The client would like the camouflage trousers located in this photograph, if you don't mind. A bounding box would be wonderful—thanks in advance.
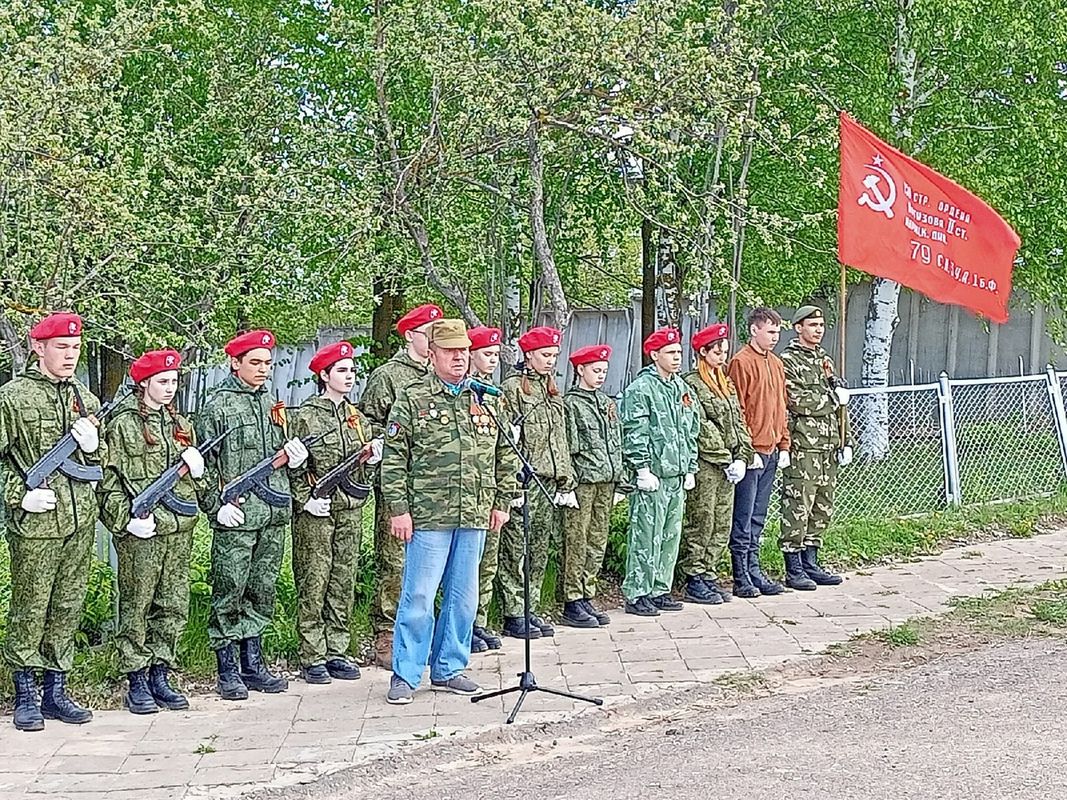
[475,524,501,628]
[372,487,404,635]
[3,526,93,672]
[208,521,286,650]
[115,527,193,673]
[561,482,614,601]
[779,448,838,552]
[292,508,362,667]
[498,477,565,618]
[679,465,733,577]
[623,475,685,602]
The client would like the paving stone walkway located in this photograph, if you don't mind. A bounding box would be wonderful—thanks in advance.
[2,531,1065,800]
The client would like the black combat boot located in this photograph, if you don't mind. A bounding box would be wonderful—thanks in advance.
[730,553,761,598]
[528,613,555,637]
[624,595,660,616]
[650,593,684,611]
[580,599,610,626]
[801,547,843,585]
[470,628,489,653]
[12,670,45,732]
[682,576,722,605]
[148,663,189,710]
[560,600,599,628]
[124,669,160,715]
[215,644,249,700]
[325,658,361,680]
[40,670,93,724]
[502,616,541,639]
[239,637,288,693]
[784,552,817,591]
[473,626,502,649]
[301,664,332,684]
[703,574,734,603]
[747,549,784,595]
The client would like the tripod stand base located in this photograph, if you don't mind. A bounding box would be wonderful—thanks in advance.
[473,671,603,724]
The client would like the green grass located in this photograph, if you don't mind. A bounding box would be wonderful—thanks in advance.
[875,623,921,647]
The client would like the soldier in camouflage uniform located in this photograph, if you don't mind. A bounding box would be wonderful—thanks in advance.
[100,350,206,715]
[0,313,103,731]
[620,327,699,617]
[560,344,623,629]
[497,326,577,640]
[381,319,518,705]
[680,324,755,605]
[289,341,380,685]
[359,303,441,666]
[196,329,310,699]
[780,306,853,590]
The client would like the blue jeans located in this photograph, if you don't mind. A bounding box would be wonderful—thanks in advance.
[392,528,487,689]
[730,450,779,556]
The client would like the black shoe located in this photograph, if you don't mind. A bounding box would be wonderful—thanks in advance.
[580,598,610,626]
[502,615,542,639]
[651,593,683,611]
[215,644,249,701]
[561,600,600,628]
[325,658,361,680]
[747,549,785,595]
[682,576,722,605]
[784,551,817,591]
[471,629,489,653]
[40,671,92,724]
[729,554,760,598]
[625,595,660,617]
[529,613,555,637]
[474,626,502,649]
[703,574,734,602]
[148,663,189,710]
[801,547,843,586]
[239,637,288,693]
[125,670,160,715]
[302,664,332,684]
[12,670,44,732]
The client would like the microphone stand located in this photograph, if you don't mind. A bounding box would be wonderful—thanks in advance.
[468,385,603,723]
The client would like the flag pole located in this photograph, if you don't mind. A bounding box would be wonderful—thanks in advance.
[839,261,847,374]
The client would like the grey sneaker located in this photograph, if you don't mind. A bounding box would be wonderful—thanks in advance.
[386,674,414,705]
[430,674,481,696]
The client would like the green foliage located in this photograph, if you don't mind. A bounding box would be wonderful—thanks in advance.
[875,623,921,648]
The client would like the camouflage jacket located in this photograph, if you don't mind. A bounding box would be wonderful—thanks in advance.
[289,395,372,512]
[194,373,289,530]
[381,375,519,530]
[564,387,623,485]
[620,365,700,479]
[500,372,575,489]
[99,394,200,538]
[359,350,428,437]
[0,364,104,539]
[682,370,754,467]
[781,340,849,452]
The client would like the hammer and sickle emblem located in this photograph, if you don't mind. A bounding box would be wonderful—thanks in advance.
[857,158,897,219]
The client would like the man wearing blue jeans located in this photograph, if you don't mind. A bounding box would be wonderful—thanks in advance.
[380,319,517,704]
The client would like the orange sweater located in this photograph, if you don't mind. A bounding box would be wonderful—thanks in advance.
[727,344,790,454]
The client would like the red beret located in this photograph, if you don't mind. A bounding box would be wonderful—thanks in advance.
[396,304,443,335]
[642,327,681,356]
[518,326,562,353]
[130,349,182,384]
[569,344,612,367]
[692,323,730,351]
[309,341,355,374]
[468,326,503,351]
[29,313,82,340]
[224,329,275,358]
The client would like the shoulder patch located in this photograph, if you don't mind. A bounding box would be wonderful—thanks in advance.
[386,421,403,439]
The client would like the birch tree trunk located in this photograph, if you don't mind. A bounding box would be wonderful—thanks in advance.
[526,119,570,331]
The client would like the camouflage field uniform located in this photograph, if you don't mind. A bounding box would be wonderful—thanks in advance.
[497,372,575,617]
[359,350,427,634]
[99,395,199,673]
[473,371,504,629]
[679,370,753,578]
[0,364,104,672]
[561,386,623,602]
[780,341,849,552]
[288,396,371,668]
[195,374,290,650]
[620,365,699,602]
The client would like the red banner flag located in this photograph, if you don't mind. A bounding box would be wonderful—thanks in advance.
[837,112,1020,323]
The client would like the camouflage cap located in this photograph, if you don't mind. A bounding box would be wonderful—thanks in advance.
[428,318,472,349]
[792,305,825,325]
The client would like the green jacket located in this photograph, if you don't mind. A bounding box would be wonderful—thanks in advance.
[359,350,428,437]
[620,365,699,479]
[289,394,372,513]
[500,371,575,489]
[99,394,200,538]
[194,373,289,530]
[781,340,849,452]
[0,364,104,539]
[381,375,519,530]
[563,387,623,485]
[682,371,754,467]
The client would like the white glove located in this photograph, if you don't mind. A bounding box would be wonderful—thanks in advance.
[20,488,57,514]
[683,473,696,491]
[216,503,245,528]
[749,453,764,471]
[303,497,332,517]
[834,386,850,406]
[838,445,854,467]
[510,424,522,443]
[126,515,157,539]
[365,437,384,466]
[510,494,526,508]
[778,450,791,470]
[613,492,626,506]
[181,447,205,479]
[724,459,747,484]
[635,467,660,492]
[71,417,99,454]
[284,437,309,469]
[554,491,579,509]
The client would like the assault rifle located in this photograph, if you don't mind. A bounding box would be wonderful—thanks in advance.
[25,391,128,490]
[130,428,234,519]
[220,433,325,508]
[310,443,374,501]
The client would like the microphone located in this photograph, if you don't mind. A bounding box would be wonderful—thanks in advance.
[467,377,502,398]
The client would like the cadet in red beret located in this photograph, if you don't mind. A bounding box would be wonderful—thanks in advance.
[395,304,443,336]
